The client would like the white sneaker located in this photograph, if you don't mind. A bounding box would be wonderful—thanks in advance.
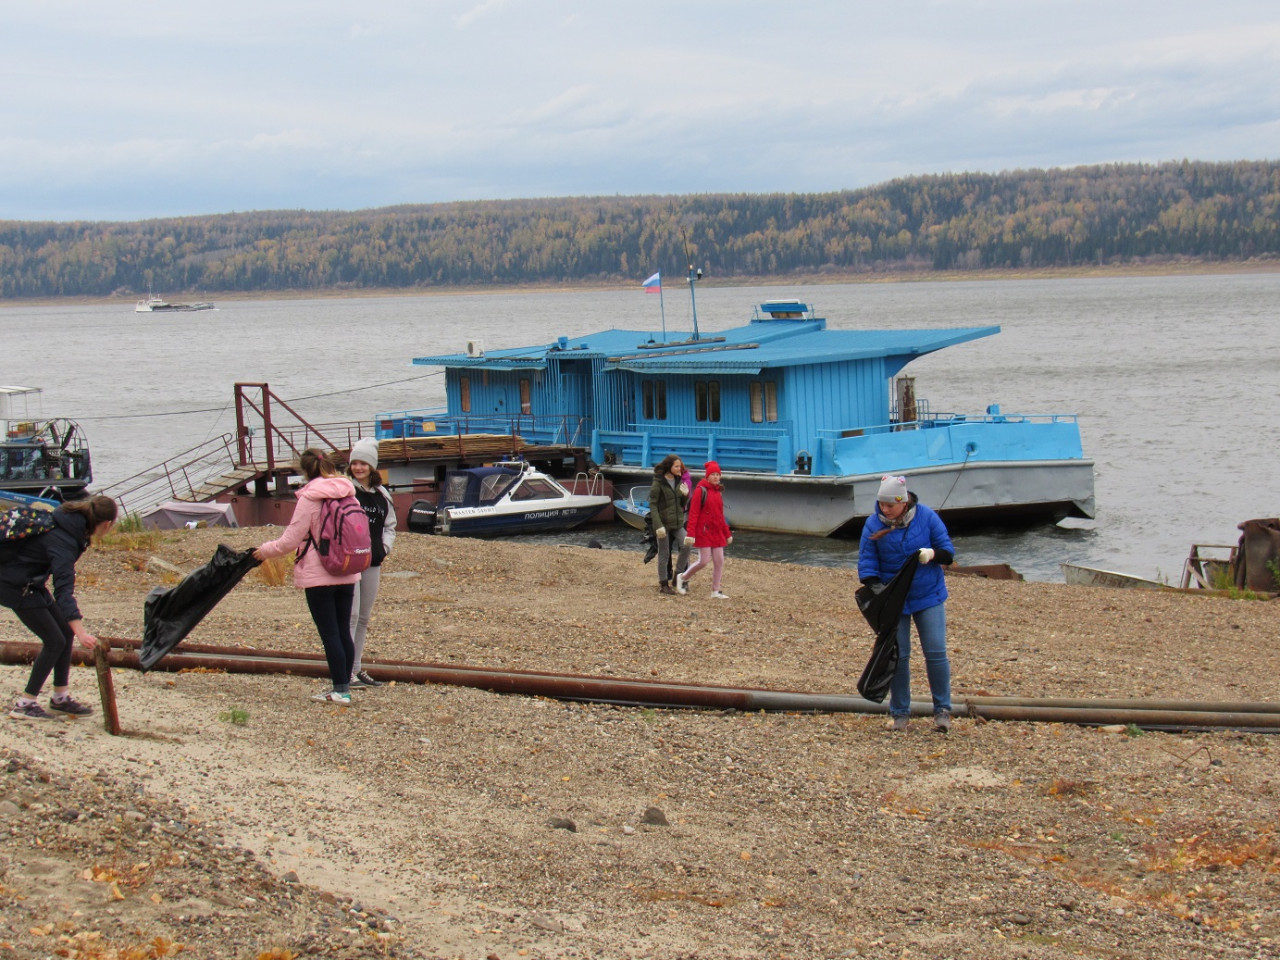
[311,690,351,704]
[710,590,729,599]
[674,572,688,595]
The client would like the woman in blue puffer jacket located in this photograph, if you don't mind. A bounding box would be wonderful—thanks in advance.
[858,475,955,733]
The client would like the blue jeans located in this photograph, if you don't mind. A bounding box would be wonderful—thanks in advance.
[889,602,951,717]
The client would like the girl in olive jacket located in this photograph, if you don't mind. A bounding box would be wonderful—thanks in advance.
[648,454,690,595]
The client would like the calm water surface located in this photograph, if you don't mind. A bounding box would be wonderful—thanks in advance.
[3,273,1277,582]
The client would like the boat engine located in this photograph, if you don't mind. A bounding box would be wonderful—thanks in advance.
[406,500,438,535]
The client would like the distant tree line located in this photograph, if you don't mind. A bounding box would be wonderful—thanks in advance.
[2,160,1278,299]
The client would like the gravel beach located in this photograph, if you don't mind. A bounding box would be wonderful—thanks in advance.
[1,526,1278,959]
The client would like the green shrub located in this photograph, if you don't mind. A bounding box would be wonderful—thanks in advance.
[218,706,250,725]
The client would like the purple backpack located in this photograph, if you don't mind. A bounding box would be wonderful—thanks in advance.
[301,496,372,576]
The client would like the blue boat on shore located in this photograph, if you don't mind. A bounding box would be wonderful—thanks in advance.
[377,298,1095,537]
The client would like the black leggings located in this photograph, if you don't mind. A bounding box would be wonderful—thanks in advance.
[7,592,75,697]
[305,583,355,691]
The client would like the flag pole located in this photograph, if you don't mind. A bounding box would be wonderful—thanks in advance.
[659,272,667,341]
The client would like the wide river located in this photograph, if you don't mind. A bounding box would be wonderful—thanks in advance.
[3,272,1276,582]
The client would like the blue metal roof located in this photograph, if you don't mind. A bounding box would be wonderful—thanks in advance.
[412,322,1000,373]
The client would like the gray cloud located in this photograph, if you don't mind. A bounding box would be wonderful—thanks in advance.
[2,1,1278,220]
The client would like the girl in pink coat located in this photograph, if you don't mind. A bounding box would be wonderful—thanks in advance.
[676,461,733,599]
[254,448,362,703]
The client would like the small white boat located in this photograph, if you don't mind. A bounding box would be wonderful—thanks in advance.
[613,485,650,531]
[1060,562,1167,590]
[406,461,611,537]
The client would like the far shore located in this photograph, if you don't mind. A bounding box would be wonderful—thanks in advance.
[2,258,1279,309]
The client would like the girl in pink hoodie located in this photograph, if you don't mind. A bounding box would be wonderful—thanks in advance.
[254,448,362,703]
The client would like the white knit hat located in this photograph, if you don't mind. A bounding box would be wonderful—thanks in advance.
[349,437,380,470]
[876,475,908,503]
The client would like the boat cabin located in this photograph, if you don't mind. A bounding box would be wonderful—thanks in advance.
[380,300,1030,478]
[439,464,571,511]
[1,386,93,499]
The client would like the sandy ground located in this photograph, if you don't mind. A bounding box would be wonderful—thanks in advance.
[1,526,1278,960]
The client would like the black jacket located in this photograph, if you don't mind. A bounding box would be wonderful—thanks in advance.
[0,510,90,619]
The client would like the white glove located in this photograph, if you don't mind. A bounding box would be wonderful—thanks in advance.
[918,547,935,564]
[655,527,668,539]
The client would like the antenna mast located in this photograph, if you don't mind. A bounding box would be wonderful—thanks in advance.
[681,230,703,341]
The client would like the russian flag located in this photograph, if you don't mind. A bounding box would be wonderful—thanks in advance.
[641,271,661,293]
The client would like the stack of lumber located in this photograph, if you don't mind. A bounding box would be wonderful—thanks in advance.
[372,434,528,463]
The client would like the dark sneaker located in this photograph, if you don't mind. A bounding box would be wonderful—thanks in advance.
[659,583,677,595]
[10,700,53,721]
[49,696,94,718]
[889,716,909,732]
[354,670,383,688]
[934,711,952,733]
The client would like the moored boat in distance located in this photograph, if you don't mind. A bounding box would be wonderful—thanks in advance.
[378,297,1095,537]
[135,293,216,312]
[0,386,92,501]
[405,461,611,537]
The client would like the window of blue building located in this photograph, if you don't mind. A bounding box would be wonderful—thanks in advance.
[642,380,667,420]
[695,381,721,422]
[750,381,778,423]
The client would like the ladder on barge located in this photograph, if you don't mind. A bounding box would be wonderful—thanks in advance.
[100,383,378,518]
[100,383,594,519]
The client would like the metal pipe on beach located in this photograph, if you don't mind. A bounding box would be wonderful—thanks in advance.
[3,638,1278,731]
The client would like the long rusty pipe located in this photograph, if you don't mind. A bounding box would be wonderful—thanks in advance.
[91,637,1280,715]
[2,637,1278,731]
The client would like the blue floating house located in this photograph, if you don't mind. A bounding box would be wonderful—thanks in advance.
[380,299,1094,536]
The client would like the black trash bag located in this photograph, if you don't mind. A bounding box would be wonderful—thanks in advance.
[641,511,658,564]
[140,544,261,671]
[853,551,921,702]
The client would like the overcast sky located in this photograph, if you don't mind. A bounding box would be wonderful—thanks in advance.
[4,1,1278,222]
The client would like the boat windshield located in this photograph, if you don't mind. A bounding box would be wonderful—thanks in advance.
[1,445,47,481]
[477,473,517,504]
[508,477,566,501]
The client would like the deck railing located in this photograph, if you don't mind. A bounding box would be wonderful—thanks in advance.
[592,422,796,475]
[98,434,242,518]
[375,408,593,448]
[823,412,1085,477]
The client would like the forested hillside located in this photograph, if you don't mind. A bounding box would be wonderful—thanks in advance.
[2,160,1278,298]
